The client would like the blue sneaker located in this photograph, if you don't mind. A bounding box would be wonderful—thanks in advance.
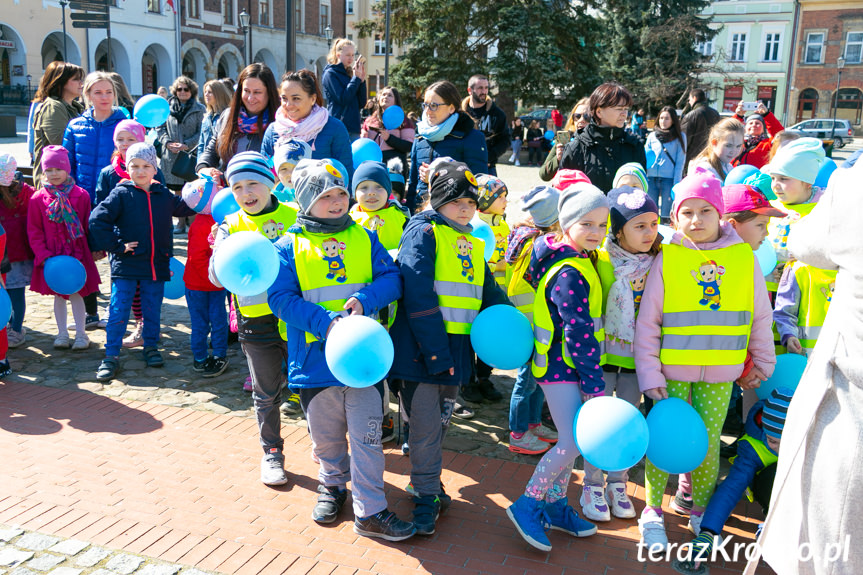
[506,495,551,552]
[544,498,597,537]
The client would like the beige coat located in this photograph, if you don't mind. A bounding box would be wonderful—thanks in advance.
[746,161,863,575]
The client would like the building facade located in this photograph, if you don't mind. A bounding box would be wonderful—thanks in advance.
[344,0,402,98]
[787,0,863,131]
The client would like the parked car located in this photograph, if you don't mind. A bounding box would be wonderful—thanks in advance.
[788,119,854,148]
[519,107,555,127]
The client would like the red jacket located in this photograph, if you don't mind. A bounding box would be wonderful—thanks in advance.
[0,183,35,262]
[732,112,784,169]
[184,213,220,291]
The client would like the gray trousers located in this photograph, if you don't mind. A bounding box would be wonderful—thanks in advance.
[241,339,287,453]
[301,384,388,518]
[583,370,642,487]
[398,381,458,497]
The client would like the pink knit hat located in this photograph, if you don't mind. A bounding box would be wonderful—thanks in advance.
[671,167,724,218]
[114,119,147,144]
[41,145,72,173]
[552,169,591,192]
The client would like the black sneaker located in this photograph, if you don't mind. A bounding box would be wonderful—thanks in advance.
[96,357,119,381]
[459,384,484,404]
[412,494,441,535]
[312,484,347,524]
[193,358,208,373]
[84,315,102,331]
[381,414,395,443]
[354,509,416,541]
[0,359,12,378]
[477,378,503,402]
[203,356,229,378]
[142,347,164,367]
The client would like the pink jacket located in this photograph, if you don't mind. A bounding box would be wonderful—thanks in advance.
[634,223,775,391]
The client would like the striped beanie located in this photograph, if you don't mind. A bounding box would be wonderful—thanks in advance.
[225,151,276,189]
[476,174,508,212]
[613,162,649,193]
[762,387,794,441]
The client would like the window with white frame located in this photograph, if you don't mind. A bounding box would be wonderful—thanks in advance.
[320,2,330,34]
[259,0,269,25]
[763,31,781,62]
[147,0,160,12]
[346,0,354,14]
[729,32,747,61]
[805,32,824,64]
[374,34,392,55]
[696,39,714,57]
[187,0,200,19]
[846,31,863,64]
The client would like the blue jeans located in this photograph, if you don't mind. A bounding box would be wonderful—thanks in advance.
[185,288,229,361]
[7,287,26,332]
[648,176,674,218]
[105,278,164,357]
[508,364,545,433]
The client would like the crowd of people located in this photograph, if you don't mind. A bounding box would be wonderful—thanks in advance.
[1,43,860,572]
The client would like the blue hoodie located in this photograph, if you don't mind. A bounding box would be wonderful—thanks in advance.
[321,63,366,135]
[62,107,128,204]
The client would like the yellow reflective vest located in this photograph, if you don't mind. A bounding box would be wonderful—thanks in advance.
[660,242,754,366]
[734,433,779,502]
[595,247,649,370]
[531,257,606,378]
[432,223,486,335]
[793,263,836,354]
[224,203,298,339]
[507,237,536,325]
[293,225,373,343]
[350,204,407,251]
[766,199,817,291]
[479,214,511,288]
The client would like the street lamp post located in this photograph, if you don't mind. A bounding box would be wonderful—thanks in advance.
[239,9,251,67]
[59,0,68,60]
[26,74,32,100]
[325,25,334,48]
[831,56,845,140]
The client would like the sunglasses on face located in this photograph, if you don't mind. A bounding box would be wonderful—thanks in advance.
[572,113,588,121]
[176,87,190,92]
[421,102,445,111]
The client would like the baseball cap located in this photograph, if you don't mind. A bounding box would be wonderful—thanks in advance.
[722,184,786,217]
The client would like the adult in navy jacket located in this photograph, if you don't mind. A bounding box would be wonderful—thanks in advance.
[62,71,129,205]
[320,38,367,139]
[407,81,488,213]
[259,69,354,179]
[89,179,196,282]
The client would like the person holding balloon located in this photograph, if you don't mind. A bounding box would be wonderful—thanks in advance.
[208,152,298,485]
[267,159,415,541]
[260,69,354,180]
[633,170,776,550]
[506,180,610,552]
[361,86,415,170]
[89,143,197,380]
[27,145,101,351]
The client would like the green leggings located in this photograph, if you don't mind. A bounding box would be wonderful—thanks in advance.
[645,380,733,509]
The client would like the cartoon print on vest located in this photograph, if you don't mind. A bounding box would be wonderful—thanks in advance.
[821,281,835,303]
[322,237,348,283]
[630,274,647,313]
[261,219,284,241]
[369,215,385,231]
[691,260,725,310]
[453,235,475,282]
[494,232,506,261]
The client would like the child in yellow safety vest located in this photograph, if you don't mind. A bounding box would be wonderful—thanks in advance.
[349,160,409,251]
[505,184,561,456]
[208,152,297,487]
[585,185,660,523]
[506,181,609,552]
[774,262,836,358]
[633,170,776,551]
[267,158,415,541]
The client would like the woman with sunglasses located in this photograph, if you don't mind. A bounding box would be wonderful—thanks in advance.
[559,83,646,192]
[539,98,589,182]
[406,81,487,213]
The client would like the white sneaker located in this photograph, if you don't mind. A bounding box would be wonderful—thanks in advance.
[54,335,71,349]
[530,424,558,443]
[638,508,669,552]
[508,431,550,455]
[605,482,636,519]
[508,154,515,163]
[72,335,91,351]
[514,160,521,166]
[579,485,611,522]
[687,512,703,536]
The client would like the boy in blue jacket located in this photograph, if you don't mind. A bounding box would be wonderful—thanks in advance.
[89,143,196,380]
[267,159,415,542]
[388,158,510,535]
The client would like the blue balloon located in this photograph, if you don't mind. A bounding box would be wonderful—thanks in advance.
[382,105,405,130]
[352,138,383,166]
[133,94,170,128]
[754,240,778,277]
[470,305,534,370]
[645,147,657,169]
[814,158,837,189]
[43,255,86,296]
[329,158,350,192]
[757,353,807,400]
[724,164,760,186]
[469,215,496,261]
[325,315,394,387]
[646,397,709,474]
[0,288,11,328]
[575,396,649,472]
[211,188,241,224]
[212,231,280,297]
[164,258,186,300]
[544,130,554,141]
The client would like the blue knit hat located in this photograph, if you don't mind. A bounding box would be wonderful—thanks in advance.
[521,185,559,228]
[273,139,312,170]
[762,387,794,441]
[763,137,825,185]
[613,162,649,193]
[352,160,392,197]
[225,151,276,189]
[608,185,658,236]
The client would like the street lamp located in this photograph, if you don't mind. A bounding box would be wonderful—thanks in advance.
[831,56,845,140]
[325,25,334,48]
[26,74,32,99]
[239,9,251,67]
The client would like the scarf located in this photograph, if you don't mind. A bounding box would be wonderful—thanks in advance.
[603,238,655,343]
[416,111,459,143]
[44,180,84,240]
[292,212,354,235]
[274,105,329,150]
[111,154,130,180]
[237,107,270,135]
[505,226,540,265]
[169,97,194,123]
[743,132,768,150]
[653,127,675,144]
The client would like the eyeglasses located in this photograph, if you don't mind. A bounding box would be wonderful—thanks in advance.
[421,102,445,111]
[176,87,190,92]
[572,113,586,121]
